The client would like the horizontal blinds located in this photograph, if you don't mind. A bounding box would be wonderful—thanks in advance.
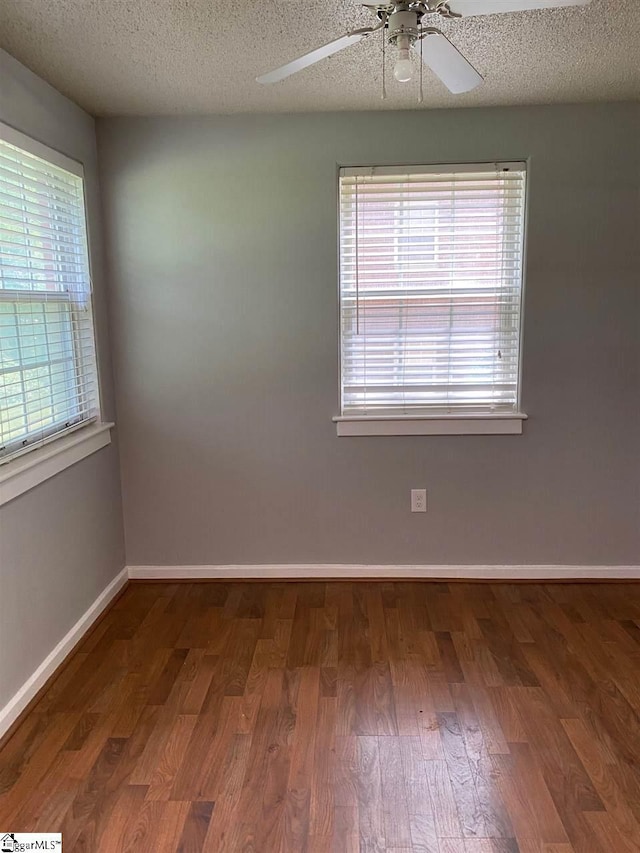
[0,132,99,462]
[339,163,526,416]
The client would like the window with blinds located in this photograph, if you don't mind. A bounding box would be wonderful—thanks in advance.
[339,163,527,418]
[0,125,99,463]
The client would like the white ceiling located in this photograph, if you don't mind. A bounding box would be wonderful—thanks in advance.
[0,0,638,116]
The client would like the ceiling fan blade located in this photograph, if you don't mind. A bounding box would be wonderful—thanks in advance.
[446,0,590,17]
[256,33,365,84]
[415,32,483,94]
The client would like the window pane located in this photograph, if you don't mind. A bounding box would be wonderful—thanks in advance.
[339,165,526,416]
[0,300,78,448]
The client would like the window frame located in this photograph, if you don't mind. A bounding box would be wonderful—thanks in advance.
[334,160,529,437]
[0,122,112,504]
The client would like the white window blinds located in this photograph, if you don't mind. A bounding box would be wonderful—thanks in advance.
[0,126,99,463]
[339,163,527,417]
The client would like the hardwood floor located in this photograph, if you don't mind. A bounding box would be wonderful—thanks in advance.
[1,581,640,852]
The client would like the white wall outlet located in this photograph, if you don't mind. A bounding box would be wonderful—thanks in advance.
[411,489,427,513]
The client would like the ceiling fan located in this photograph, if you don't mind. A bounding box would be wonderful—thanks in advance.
[256,0,592,94]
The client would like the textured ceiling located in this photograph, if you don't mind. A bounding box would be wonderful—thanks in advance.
[0,0,638,115]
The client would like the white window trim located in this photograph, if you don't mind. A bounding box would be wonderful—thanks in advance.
[0,421,113,506]
[333,413,527,436]
[0,121,83,177]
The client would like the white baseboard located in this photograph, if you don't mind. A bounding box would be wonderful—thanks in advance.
[128,564,640,581]
[0,566,128,741]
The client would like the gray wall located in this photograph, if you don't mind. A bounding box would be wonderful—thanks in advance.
[98,104,640,567]
[0,50,125,709]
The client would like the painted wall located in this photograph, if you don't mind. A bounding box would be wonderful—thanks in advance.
[0,50,125,710]
[97,104,640,567]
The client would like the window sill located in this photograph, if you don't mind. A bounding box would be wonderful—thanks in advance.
[0,422,114,507]
[333,414,527,436]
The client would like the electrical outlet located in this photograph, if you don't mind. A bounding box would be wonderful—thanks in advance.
[411,489,427,513]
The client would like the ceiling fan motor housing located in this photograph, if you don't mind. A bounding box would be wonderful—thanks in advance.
[387,9,421,46]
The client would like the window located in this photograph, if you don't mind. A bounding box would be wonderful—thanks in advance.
[336,163,528,436]
[0,125,100,464]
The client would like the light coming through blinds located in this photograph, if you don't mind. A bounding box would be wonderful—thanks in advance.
[0,127,99,463]
[339,163,527,416]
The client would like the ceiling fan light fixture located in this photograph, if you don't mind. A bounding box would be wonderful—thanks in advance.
[393,34,414,82]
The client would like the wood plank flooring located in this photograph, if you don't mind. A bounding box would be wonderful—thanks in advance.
[1,581,640,852]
